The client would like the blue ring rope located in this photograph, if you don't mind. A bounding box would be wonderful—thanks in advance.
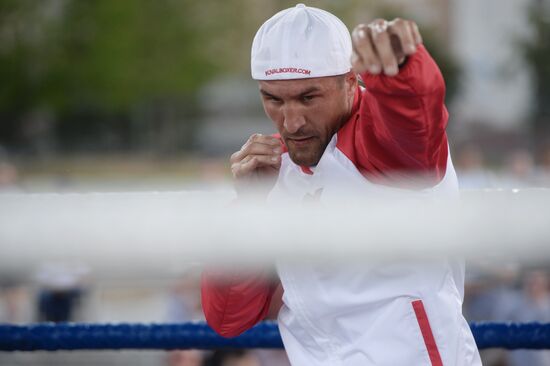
[1,321,549,351]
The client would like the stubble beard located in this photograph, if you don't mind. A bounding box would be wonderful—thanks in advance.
[286,137,326,167]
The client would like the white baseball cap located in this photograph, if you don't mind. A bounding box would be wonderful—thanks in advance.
[251,3,352,80]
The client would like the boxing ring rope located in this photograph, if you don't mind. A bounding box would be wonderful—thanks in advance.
[1,189,550,273]
[1,321,550,351]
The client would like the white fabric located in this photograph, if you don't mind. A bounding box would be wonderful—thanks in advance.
[251,4,352,80]
[267,135,482,366]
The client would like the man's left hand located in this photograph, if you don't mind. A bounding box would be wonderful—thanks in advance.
[351,18,423,77]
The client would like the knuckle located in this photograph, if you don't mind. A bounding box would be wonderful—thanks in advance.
[391,17,403,26]
[231,163,241,177]
[371,23,387,35]
[369,19,389,35]
[249,133,261,143]
[366,57,381,68]
[230,154,238,164]
[352,26,369,45]
[354,34,369,46]
[231,149,245,163]
[353,23,368,34]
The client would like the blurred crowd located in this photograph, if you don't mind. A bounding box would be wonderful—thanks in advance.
[465,267,550,366]
[455,145,550,189]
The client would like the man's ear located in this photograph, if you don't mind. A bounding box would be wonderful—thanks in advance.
[344,71,358,97]
[345,70,358,95]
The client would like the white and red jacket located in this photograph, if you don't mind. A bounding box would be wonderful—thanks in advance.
[202,46,482,366]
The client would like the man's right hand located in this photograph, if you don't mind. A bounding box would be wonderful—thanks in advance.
[230,133,282,199]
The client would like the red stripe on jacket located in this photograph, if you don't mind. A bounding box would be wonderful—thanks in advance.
[412,300,444,366]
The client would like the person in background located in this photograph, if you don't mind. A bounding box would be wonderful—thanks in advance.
[35,262,89,322]
[498,149,536,188]
[0,146,21,193]
[505,270,550,366]
[455,145,495,189]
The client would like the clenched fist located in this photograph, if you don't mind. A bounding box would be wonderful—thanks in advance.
[230,133,282,199]
[351,18,423,76]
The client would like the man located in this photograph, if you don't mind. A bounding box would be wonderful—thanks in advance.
[202,4,482,366]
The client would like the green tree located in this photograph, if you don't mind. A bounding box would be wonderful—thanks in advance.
[0,0,226,154]
[0,1,59,149]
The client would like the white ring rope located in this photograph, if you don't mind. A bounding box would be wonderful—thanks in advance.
[0,189,549,276]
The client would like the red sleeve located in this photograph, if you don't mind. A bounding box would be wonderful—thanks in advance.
[201,269,277,338]
[338,45,449,189]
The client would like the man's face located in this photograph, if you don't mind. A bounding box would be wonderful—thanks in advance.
[258,73,356,166]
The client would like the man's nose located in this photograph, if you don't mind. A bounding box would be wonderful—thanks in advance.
[283,105,306,134]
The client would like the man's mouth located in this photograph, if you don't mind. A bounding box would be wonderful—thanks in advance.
[287,136,314,147]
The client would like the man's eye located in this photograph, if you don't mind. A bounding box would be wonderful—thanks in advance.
[302,95,316,102]
[267,96,282,103]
